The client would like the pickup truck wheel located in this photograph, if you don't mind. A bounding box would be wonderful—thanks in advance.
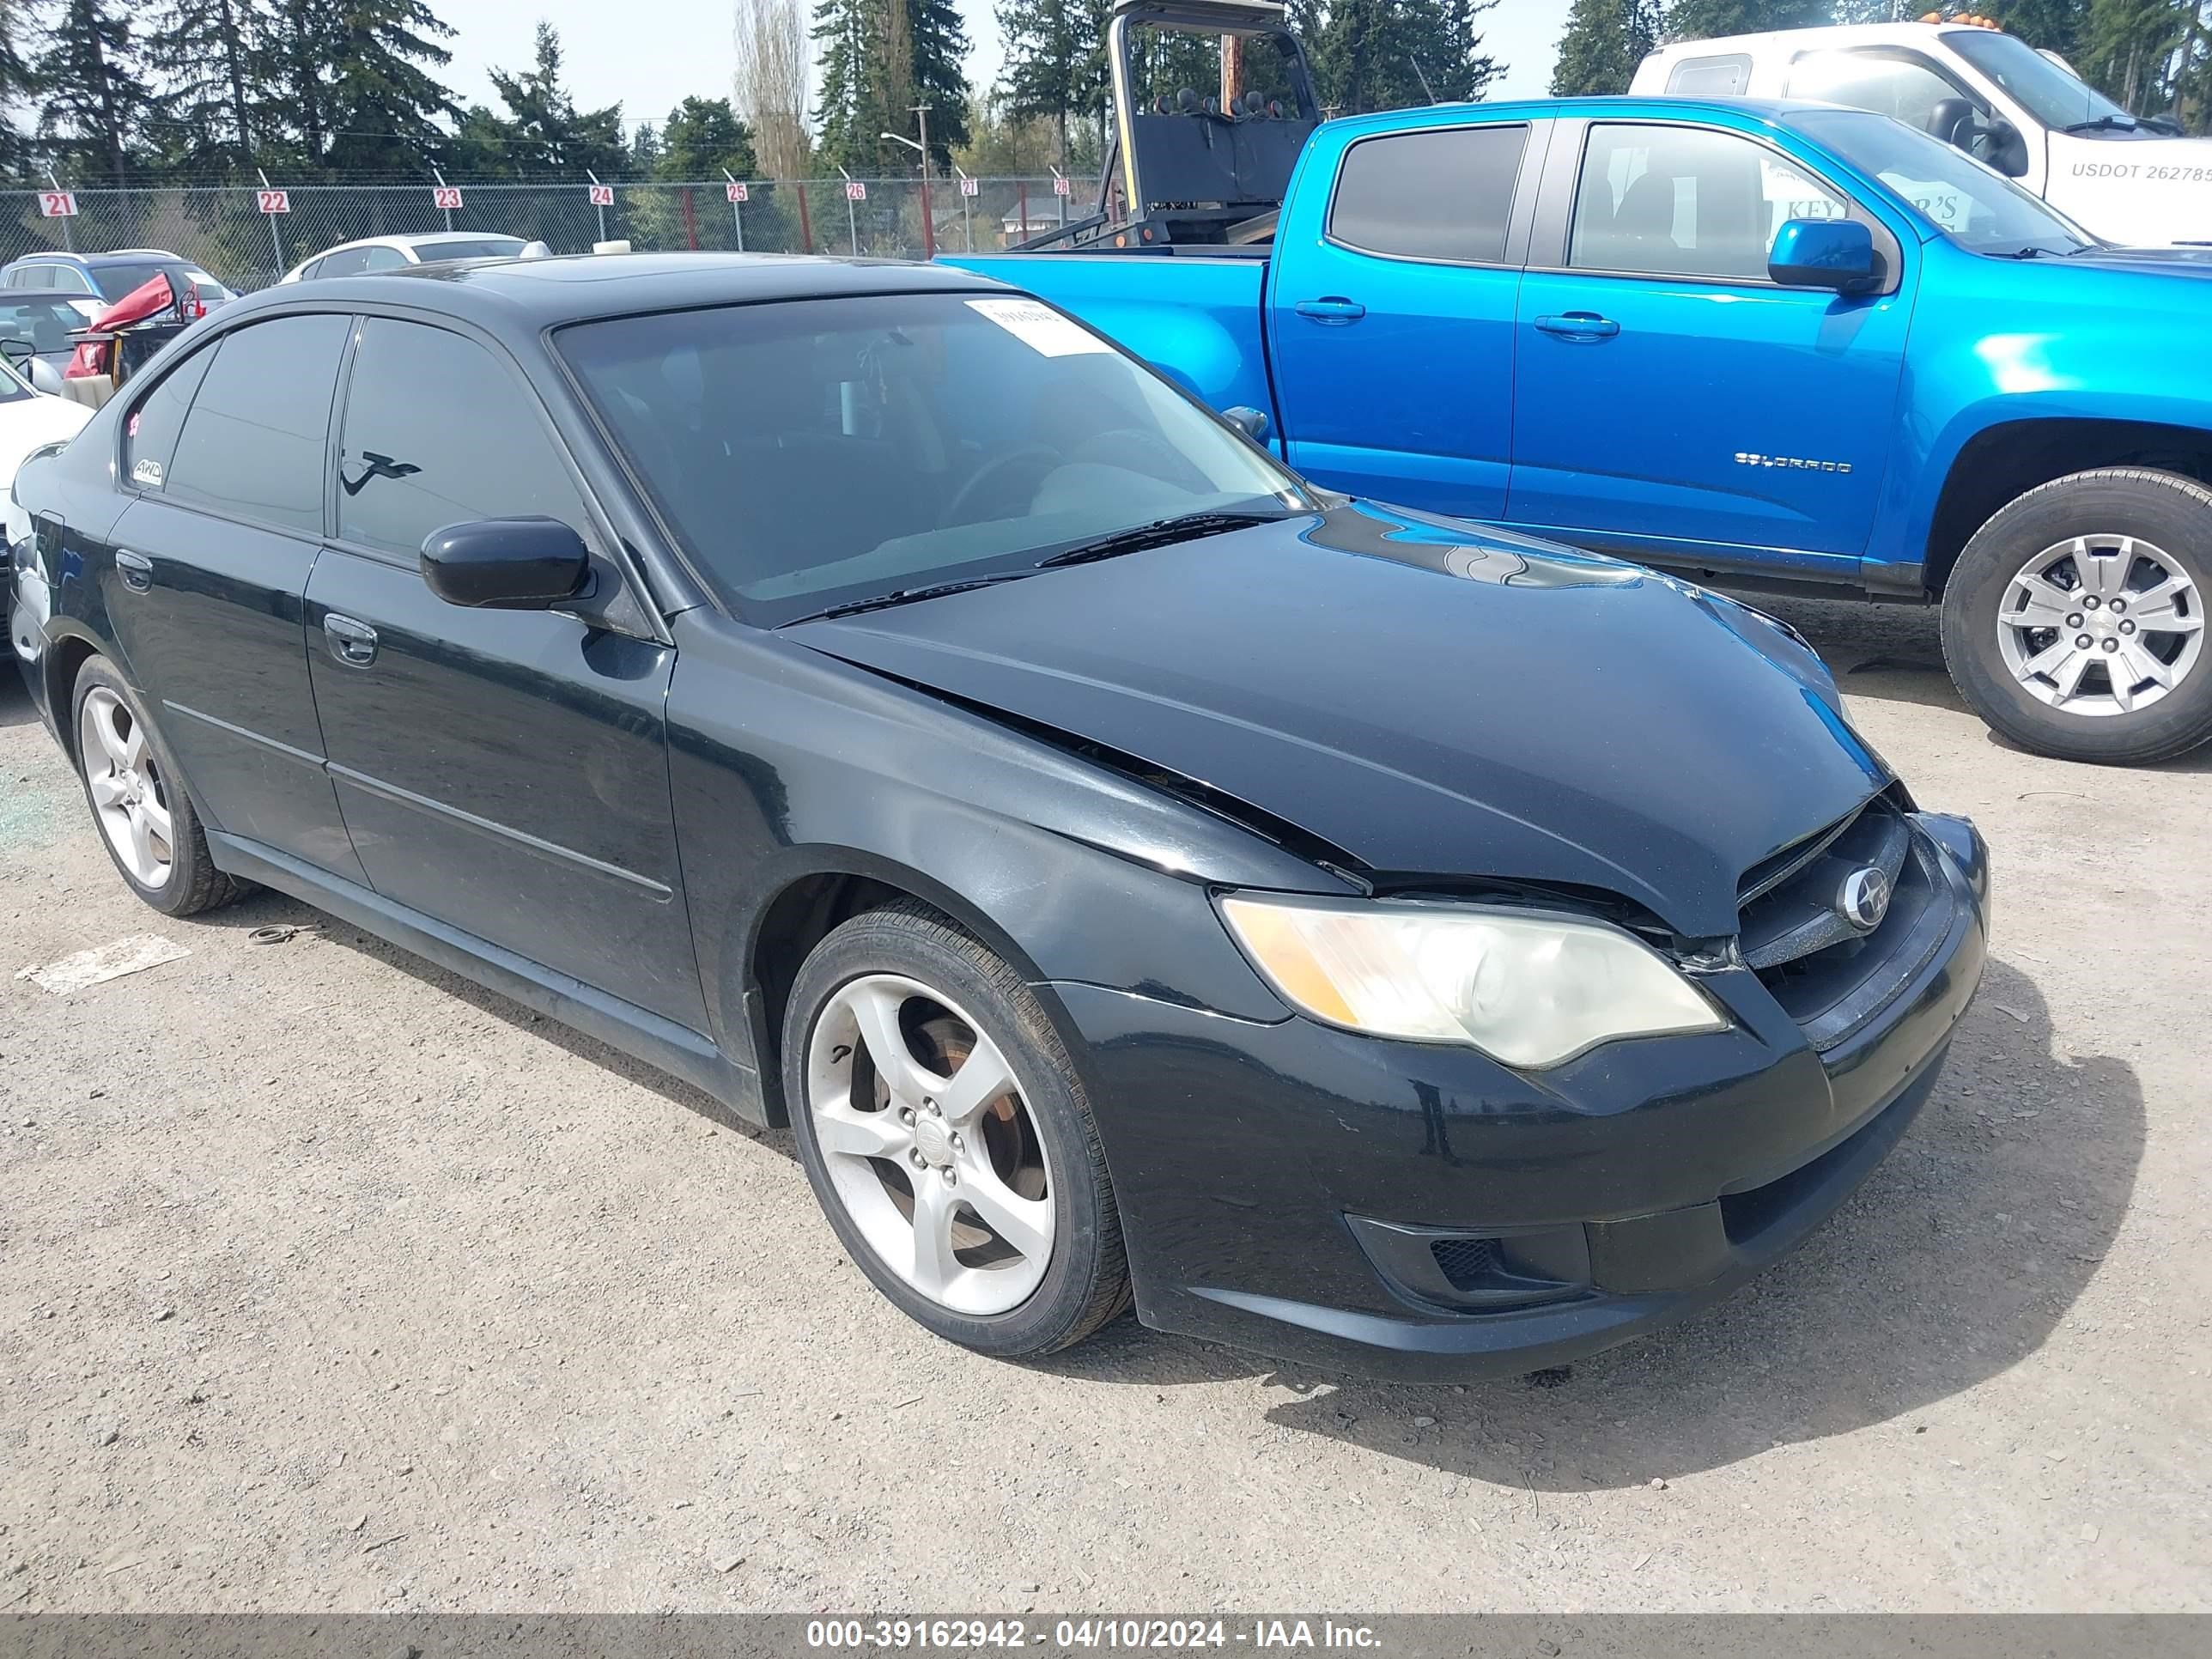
[1942,468,2211,764]
[783,901,1133,1358]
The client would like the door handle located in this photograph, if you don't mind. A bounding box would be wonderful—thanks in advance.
[323,612,379,668]
[1294,297,1366,324]
[115,549,152,592]
[1534,312,1620,340]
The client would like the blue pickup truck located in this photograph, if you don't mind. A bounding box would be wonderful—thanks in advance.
[951,3,2212,765]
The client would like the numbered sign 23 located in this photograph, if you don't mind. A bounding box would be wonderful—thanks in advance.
[587,184,614,207]
[257,189,290,215]
[844,180,866,201]
[38,191,77,219]
[431,185,464,211]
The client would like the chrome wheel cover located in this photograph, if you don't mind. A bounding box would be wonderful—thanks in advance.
[77,687,174,889]
[1996,534,2203,717]
[805,973,1055,1317]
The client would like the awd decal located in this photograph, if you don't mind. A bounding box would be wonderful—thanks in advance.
[131,458,163,488]
[1736,452,1852,474]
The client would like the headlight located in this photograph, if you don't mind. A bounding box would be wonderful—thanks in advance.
[1218,894,1728,1069]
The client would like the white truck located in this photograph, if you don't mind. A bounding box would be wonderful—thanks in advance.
[1632,19,2212,248]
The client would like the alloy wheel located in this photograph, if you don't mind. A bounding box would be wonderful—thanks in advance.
[78,686,174,889]
[805,973,1055,1317]
[1996,533,2203,717]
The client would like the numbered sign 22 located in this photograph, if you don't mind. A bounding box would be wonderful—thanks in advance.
[959,175,979,198]
[257,188,290,215]
[587,184,614,207]
[725,181,750,204]
[844,180,866,202]
[39,191,77,219]
[1052,175,1072,197]
[431,185,464,211]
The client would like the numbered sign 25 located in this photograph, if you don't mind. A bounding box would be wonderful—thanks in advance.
[39,191,77,219]
[844,180,867,202]
[587,184,614,207]
[726,181,750,204]
[431,185,464,211]
[257,188,289,215]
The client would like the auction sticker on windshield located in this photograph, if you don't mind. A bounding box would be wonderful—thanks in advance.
[965,297,1109,357]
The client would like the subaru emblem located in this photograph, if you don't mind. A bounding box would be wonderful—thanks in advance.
[1838,866,1891,932]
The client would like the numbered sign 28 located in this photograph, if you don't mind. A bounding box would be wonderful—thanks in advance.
[587,184,614,207]
[1052,175,1072,197]
[726,181,750,204]
[38,191,77,219]
[431,185,464,211]
[959,175,980,198]
[844,180,866,202]
[257,188,290,215]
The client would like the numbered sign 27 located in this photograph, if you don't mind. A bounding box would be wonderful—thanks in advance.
[587,184,614,207]
[257,188,290,215]
[959,175,979,198]
[431,185,463,211]
[844,180,866,202]
[726,181,750,204]
[39,191,77,219]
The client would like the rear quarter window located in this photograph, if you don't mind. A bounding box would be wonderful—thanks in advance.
[1328,124,1530,264]
[1668,55,1753,95]
[122,347,217,491]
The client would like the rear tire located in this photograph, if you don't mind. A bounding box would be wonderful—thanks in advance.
[782,900,1132,1358]
[70,655,243,916]
[1940,468,2212,764]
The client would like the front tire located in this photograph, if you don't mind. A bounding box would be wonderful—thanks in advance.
[782,901,1132,1358]
[1941,468,2211,764]
[70,655,242,916]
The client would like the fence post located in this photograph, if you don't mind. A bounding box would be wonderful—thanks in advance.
[257,168,285,275]
[682,185,698,251]
[797,182,812,253]
[1018,181,1028,250]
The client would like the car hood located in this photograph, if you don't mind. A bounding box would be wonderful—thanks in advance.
[784,503,1891,939]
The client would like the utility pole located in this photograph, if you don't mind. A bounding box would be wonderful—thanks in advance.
[837,166,860,255]
[258,167,285,273]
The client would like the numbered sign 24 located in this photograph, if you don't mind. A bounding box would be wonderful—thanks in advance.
[726,181,750,204]
[38,191,77,219]
[844,180,867,202]
[431,185,464,211]
[257,188,289,215]
[587,184,614,207]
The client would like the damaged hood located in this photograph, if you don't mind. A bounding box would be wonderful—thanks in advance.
[784,503,1890,938]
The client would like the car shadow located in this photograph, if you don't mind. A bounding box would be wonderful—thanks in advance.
[1038,954,2142,1487]
[0,671,40,730]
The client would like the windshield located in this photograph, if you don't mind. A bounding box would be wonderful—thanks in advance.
[91,262,233,302]
[559,292,1304,624]
[419,237,528,263]
[1788,107,2095,255]
[1945,28,2136,130]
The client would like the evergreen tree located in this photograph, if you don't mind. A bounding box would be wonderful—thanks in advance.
[1552,0,1660,94]
[322,0,457,174]
[908,0,972,161]
[0,2,36,175]
[815,0,969,172]
[1303,0,1504,114]
[654,95,758,178]
[459,23,625,176]
[36,0,155,185]
[1663,1,1833,41]
[145,0,268,173]
[2079,0,2190,112]
[994,0,1106,162]
[812,0,878,169]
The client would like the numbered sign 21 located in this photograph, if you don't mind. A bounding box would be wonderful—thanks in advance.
[587,184,614,207]
[726,181,750,204]
[38,191,77,219]
[257,188,290,215]
[844,180,866,202]
[431,185,464,211]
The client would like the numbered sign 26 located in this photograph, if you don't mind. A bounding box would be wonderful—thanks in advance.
[844,180,866,202]
[257,189,290,215]
[587,184,614,207]
[432,185,464,211]
[959,175,980,198]
[726,181,750,204]
[38,191,77,219]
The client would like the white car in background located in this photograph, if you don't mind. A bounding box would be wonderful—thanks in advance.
[279,232,551,282]
[4,355,92,664]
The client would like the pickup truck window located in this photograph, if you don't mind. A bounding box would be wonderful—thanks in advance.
[1946,27,2135,131]
[1785,107,2093,254]
[1665,55,1751,95]
[1568,124,1847,283]
[1785,49,1980,135]
[1328,125,1528,264]
[558,293,1303,625]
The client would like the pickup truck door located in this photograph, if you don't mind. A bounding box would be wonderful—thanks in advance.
[1506,118,1914,570]
[1265,120,1547,520]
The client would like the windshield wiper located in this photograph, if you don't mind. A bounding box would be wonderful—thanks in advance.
[1035,508,1292,569]
[783,572,1034,623]
[2064,114,2140,134]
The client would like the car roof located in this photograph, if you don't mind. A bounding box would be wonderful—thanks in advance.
[318,232,531,256]
[233,251,1008,332]
[1320,94,1838,142]
[1643,21,1985,61]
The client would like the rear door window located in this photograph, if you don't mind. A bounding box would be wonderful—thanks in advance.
[1328,124,1530,264]
[163,313,350,534]
[122,346,218,490]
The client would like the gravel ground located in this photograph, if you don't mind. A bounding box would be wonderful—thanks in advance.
[1,593,2208,1614]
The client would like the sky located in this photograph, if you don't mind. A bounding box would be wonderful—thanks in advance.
[430,0,1566,139]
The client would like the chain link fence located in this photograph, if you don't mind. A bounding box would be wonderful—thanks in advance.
[1,178,1103,291]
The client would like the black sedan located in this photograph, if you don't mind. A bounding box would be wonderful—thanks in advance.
[8,255,1988,1380]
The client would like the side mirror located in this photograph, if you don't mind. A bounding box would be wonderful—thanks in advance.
[1769,218,1882,295]
[27,356,64,395]
[421,517,592,610]
[1222,404,1270,443]
[0,337,32,368]
[1985,117,2031,178]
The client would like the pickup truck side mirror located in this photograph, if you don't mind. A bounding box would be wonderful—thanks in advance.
[1769,219,1882,295]
[1984,117,2031,178]
[1221,404,1270,444]
[421,517,592,609]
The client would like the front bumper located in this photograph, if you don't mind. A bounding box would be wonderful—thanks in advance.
[1054,813,1988,1382]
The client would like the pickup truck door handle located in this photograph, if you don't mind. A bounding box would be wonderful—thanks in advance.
[1534,312,1620,341]
[114,550,152,592]
[1294,298,1366,324]
[323,613,380,668]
